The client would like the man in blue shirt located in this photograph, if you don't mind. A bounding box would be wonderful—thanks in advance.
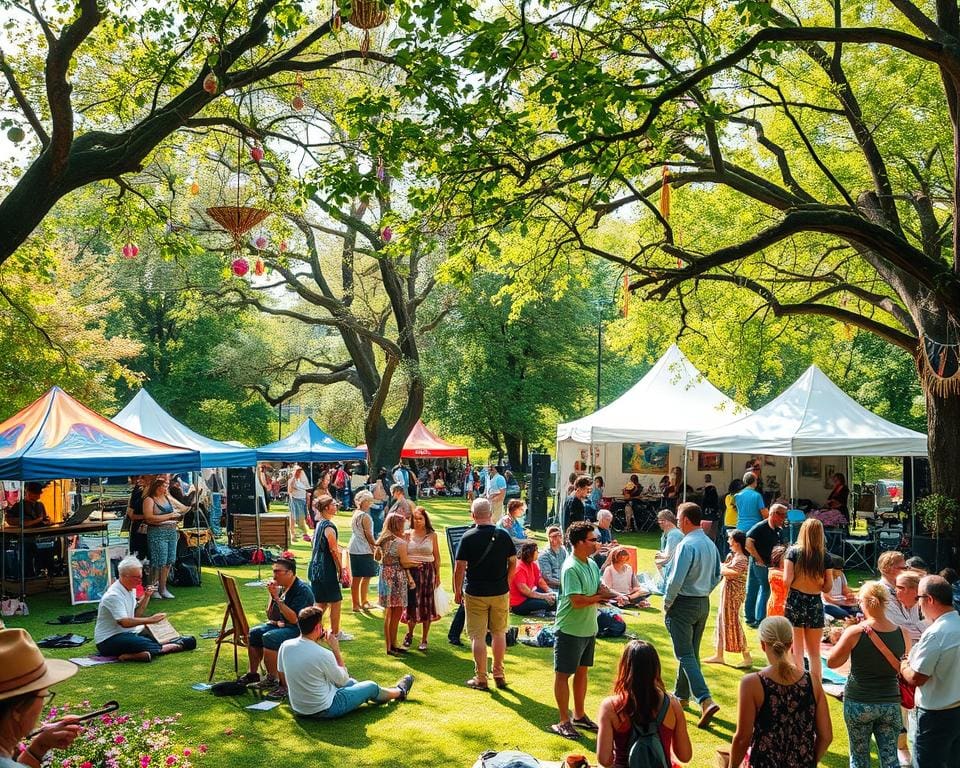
[663,502,722,729]
[485,465,507,518]
[734,472,767,530]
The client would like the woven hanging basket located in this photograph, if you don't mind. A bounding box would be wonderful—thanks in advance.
[206,205,271,249]
[346,0,387,29]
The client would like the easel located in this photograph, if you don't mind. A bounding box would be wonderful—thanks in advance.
[208,571,250,681]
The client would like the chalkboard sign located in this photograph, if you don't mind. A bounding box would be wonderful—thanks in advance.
[444,524,472,563]
[227,467,257,520]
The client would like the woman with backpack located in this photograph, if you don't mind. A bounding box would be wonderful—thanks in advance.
[596,639,692,768]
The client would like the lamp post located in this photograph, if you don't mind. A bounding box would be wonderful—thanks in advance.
[594,296,610,410]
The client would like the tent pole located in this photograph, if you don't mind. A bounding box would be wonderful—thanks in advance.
[255,463,263,582]
[789,457,796,508]
[682,449,688,503]
[19,489,25,601]
[910,456,915,546]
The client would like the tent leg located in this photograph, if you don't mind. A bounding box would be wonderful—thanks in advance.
[789,457,796,508]
[682,450,688,503]
[910,457,915,545]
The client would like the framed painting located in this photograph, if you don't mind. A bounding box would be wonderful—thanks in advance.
[697,452,723,472]
[799,456,821,479]
[622,442,669,473]
[68,547,111,605]
[824,464,836,489]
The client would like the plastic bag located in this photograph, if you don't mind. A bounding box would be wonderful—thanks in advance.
[434,585,451,616]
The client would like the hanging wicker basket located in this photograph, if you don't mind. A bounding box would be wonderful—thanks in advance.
[345,0,387,54]
[206,206,271,249]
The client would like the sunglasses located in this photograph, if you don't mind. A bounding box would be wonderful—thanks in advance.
[585,536,600,542]
[917,593,930,601]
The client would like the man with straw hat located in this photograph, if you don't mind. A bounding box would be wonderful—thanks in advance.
[0,628,81,767]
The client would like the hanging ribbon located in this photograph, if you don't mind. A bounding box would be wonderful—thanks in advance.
[622,273,630,318]
[920,334,960,396]
[659,166,671,221]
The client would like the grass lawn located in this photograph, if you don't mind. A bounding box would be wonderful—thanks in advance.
[6,497,860,767]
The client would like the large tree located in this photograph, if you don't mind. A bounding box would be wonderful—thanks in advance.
[357,0,960,535]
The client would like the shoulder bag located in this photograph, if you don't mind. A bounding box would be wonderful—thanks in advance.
[863,624,915,709]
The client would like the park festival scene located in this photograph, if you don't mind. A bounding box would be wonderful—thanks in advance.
[3,1,960,767]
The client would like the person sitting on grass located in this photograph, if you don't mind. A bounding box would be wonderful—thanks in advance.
[600,546,651,607]
[277,606,413,715]
[238,555,315,694]
[509,542,557,616]
[94,555,192,662]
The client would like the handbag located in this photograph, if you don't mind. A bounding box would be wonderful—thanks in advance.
[434,585,451,616]
[863,624,915,709]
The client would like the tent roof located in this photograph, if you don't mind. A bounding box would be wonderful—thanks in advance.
[112,389,257,468]
[256,418,366,463]
[358,420,469,459]
[685,365,928,456]
[0,387,201,480]
[556,344,749,445]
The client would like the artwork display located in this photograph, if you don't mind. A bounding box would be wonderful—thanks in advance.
[622,442,669,473]
[67,547,112,605]
[799,456,821,478]
[573,446,602,474]
[824,464,836,489]
[697,452,723,472]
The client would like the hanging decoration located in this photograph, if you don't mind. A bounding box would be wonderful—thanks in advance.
[231,257,250,277]
[621,273,630,318]
[381,225,393,242]
[254,257,265,276]
[121,242,139,260]
[250,145,265,163]
[206,132,271,261]
[919,334,960,396]
[292,72,305,111]
[203,73,219,94]
[345,0,388,56]
[659,166,671,221]
[254,234,268,250]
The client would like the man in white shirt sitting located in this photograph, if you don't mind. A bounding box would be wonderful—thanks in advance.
[94,555,188,662]
[278,606,414,717]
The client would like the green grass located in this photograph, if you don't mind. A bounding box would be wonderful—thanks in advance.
[6,498,858,767]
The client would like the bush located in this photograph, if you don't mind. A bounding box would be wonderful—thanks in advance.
[914,494,960,536]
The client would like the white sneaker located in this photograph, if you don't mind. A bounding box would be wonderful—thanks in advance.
[151,592,164,600]
[336,631,354,641]
[161,590,175,599]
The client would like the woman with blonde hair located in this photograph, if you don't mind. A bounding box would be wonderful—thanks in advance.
[375,512,416,656]
[730,616,832,768]
[783,518,833,682]
[827,581,910,768]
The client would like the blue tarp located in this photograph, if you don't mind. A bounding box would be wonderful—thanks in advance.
[256,418,365,463]
[112,389,257,469]
[0,387,201,480]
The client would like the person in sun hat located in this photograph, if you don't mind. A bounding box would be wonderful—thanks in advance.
[0,628,82,768]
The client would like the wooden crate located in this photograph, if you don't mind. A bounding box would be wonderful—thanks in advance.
[231,514,289,549]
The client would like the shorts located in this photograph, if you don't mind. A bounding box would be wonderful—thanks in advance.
[553,631,596,674]
[248,623,299,650]
[349,553,379,578]
[289,497,307,523]
[464,593,509,640]
[785,588,826,629]
[147,526,178,568]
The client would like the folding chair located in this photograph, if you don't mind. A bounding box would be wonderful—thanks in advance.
[843,536,874,572]
[208,571,250,681]
[876,527,903,554]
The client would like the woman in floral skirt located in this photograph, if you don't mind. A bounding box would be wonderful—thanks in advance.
[705,529,752,668]
[375,512,415,656]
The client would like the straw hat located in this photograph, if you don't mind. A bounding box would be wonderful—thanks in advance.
[0,629,77,701]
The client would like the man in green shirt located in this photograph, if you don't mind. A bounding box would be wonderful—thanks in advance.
[550,520,615,740]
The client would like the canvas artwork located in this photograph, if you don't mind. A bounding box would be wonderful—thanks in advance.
[622,442,669,473]
[799,456,822,478]
[68,547,112,605]
[824,464,836,489]
[697,452,723,472]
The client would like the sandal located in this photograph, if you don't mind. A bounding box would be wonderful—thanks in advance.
[391,645,408,654]
[493,676,509,689]
[418,642,428,651]
[549,722,581,740]
[402,631,413,648]
[465,677,489,691]
[571,714,598,731]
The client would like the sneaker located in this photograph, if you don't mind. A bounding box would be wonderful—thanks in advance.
[265,686,287,701]
[302,534,312,542]
[396,674,414,701]
[237,671,260,685]
[250,676,279,691]
[336,631,355,641]
[161,590,175,599]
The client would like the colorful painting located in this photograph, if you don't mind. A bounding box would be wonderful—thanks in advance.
[697,452,723,472]
[622,442,670,473]
[68,547,111,605]
[799,456,821,478]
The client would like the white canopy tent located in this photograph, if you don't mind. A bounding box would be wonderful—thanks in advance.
[686,364,928,501]
[555,345,751,497]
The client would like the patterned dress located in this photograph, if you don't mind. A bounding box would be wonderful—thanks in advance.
[768,568,787,617]
[748,671,818,767]
[377,536,408,609]
[716,551,748,653]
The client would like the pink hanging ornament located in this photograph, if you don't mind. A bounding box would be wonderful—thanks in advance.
[381,226,393,242]
[254,235,268,250]
[203,73,218,94]
[121,243,133,259]
[292,94,305,111]
[250,145,265,163]
[231,257,250,277]
[279,240,288,253]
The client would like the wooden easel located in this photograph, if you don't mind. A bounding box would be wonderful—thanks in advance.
[208,571,250,681]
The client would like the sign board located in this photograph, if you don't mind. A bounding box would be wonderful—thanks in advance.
[227,467,257,518]
[444,524,472,563]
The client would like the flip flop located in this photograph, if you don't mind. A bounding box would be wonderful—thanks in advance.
[549,722,581,740]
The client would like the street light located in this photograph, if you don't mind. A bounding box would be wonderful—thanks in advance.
[594,296,611,410]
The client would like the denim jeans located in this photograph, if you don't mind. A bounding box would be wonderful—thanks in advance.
[664,595,711,703]
[745,558,769,625]
[317,679,382,718]
[914,706,960,768]
[843,698,901,768]
[370,503,385,538]
[823,603,858,621]
[510,597,553,615]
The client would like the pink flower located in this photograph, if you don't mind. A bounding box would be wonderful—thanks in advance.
[49,707,58,718]
[183,749,191,757]
[114,735,126,744]
[82,761,93,768]
[166,757,177,767]
[62,760,72,768]
[140,756,151,768]
[198,746,207,754]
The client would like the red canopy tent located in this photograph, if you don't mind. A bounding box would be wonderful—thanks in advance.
[359,420,468,459]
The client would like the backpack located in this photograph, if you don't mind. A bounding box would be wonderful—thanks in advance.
[597,607,627,637]
[627,694,671,768]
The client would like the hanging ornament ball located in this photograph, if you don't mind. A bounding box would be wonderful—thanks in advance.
[231,257,250,277]
[381,226,393,242]
[203,73,218,94]
[332,12,342,32]
[254,235,268,250]
[250,145,265,163]
[254,258,265,276]
[7,126,25,143]
[549,49,559,60]
[121,242,139,259]
[189,181,200,196]
[292,94,305,111]
[279,240,288,253]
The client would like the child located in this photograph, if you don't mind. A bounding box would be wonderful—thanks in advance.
[601,546,651,607]
[767,545,788,617]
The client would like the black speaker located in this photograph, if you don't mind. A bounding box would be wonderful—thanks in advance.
[226,467,257,521]
[903,457,931,508]
[528,453,551,530]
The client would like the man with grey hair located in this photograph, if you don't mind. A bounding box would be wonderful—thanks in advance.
[387,482,412,520]
[592,509,618,566]
[744,502,787,628]
[94,555,191,662]
[454,497,517,690]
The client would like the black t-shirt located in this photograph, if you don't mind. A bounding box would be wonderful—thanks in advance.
[746,519,785,564]
[267,577,315,623]
[562,495,585,525]
[456,524,516,597]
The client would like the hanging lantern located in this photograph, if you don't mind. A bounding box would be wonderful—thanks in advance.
[346,0,387,55]
[250,145,265,163]
[381,225,393,242]
[121,242,139,259]
[292,94,305,111]
[279,240,288,253]
[254,258,265,276]
[203,73,218,94]
[254,234,268,250]
[231,257,250,277]
[376,157,385,181]
[208,206,272,251]
[189,180,200,196]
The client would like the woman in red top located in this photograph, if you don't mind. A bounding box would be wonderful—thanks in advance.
[509,542,556,615]
[597,639,692,768]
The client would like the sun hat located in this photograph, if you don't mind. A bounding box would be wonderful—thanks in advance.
[0,628,77,701]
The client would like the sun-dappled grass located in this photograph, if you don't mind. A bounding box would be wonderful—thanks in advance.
[6,497,859,766]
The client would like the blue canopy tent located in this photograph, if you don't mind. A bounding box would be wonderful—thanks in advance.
[112,389,257,468]
[256,418,366,463]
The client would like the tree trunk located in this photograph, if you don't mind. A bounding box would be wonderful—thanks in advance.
[504,433,522,471]
[925,386,960,561]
